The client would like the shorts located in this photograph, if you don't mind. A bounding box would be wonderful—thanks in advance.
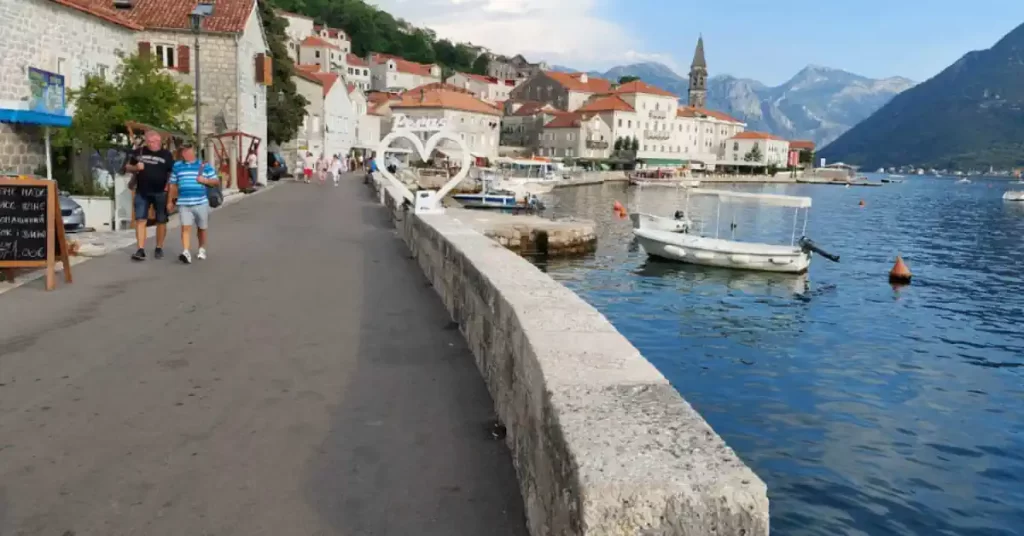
[303,168,313,178]
[134,191,169,223]
[178,203,210,230]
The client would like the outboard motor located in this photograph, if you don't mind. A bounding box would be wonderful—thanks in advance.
[799,237,840,262]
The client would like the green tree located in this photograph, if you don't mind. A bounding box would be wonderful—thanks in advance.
[630,137,640,151]
[614,137,623,151]
[259,2,309,145]
[618,75,640,84]
[471,54,490,76]
[744,143,763,162]
[56,54,193,193]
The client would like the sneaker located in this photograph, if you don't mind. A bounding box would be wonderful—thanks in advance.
[131,248,146,261]
[178,250,192,264]
[154,247,164,260]
[197,247,207,260]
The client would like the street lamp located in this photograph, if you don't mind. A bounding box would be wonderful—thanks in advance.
[189,3,212,154]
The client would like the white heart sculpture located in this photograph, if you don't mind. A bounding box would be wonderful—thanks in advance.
[374,129,473,212]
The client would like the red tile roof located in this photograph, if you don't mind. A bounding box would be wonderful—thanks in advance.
[730,131,784,141]
[577,95,635,113]
[52,0,143,30]
[346,53,368,67]
[677,106,743,124]
[347,83,356,94]
[544,113,584,129]
[543,71,612,93]
[789,140,816,150]
[405,82,474,96]
[113,0,255,33]
[301,35,340,51]
[294,64,339,96]
[313,25,347,40]
[391,87,501,116]
[372,53,439,78]
[460,73,516,86]
[614,80,676,98]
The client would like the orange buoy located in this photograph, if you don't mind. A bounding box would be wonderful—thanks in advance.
[859,199,865,207]
[889,256,912,284]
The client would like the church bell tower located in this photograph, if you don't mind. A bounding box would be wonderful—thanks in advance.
[688,36,707,108]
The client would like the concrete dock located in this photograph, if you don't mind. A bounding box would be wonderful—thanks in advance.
[0,176,527,535]
[445,208,597,256]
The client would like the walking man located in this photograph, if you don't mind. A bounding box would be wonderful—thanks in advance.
[167,142,219,264]
[329,154,343,186]
[126,130,173,261]
[302,152,314,183]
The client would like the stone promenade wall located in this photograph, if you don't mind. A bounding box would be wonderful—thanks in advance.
[373,174,769,536]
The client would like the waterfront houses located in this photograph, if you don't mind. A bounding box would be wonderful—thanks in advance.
[283,64,357,165]
[383,84,501,161]
[0,0,140,174]
[722,132,791,168]
[500,102,568,151]
[369,53,442,92]
[445,72,517,104]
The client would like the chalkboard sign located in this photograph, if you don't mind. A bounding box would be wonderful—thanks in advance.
[0,178,72,290]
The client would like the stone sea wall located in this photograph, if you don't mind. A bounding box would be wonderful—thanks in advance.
[372,174,770,536]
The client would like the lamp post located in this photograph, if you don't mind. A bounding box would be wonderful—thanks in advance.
[189,6,209,154]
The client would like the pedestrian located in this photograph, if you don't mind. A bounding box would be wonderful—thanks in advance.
[125,130,173,261]
[245,151,258,187]
[330,154,343,186]
[318,154,328,184]
[167,141,220,264]
[302,152,314,183]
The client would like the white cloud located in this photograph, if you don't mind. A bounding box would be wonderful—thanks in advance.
[369,0,676,71]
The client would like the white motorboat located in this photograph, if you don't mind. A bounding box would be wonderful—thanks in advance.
[629,178,701,188]
[1002,190,1024,201]
[489,157,562,194]
[956,178,971,184]
[631,189,839,274]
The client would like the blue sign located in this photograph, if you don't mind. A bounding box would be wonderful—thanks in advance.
[28,68,66,115]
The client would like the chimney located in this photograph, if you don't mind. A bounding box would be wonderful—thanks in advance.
[113,0,133,8]
[579,73,588,83]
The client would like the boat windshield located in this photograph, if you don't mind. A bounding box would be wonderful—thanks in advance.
[495,158,554,178]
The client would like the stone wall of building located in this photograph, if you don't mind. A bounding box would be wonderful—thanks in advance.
[0,0,136,174]
[235,8,269,177]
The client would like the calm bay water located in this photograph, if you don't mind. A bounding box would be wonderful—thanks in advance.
[538,177,1024,536]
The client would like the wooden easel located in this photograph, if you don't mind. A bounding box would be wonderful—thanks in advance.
[0,177,73,291]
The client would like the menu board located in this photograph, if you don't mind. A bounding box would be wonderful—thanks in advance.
[0,178,72,291]
[0,183,50,263]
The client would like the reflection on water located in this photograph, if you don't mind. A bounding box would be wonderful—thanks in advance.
[540,177,1024,536]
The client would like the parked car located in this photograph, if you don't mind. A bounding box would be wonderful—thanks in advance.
[59,193,86,232]
[268,152,288,181]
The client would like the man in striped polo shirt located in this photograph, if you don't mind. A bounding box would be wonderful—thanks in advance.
[167,143,220,264]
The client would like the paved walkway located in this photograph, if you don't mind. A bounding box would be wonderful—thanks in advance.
[0,175,527,535]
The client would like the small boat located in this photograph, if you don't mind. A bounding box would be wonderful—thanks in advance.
[630,178,701,188]
[490,157,562,194]
[957,178,972,184]
[881,178,904,184]
[632,189,839,274]
[1002,191,1024,201]
[452,175,544,210]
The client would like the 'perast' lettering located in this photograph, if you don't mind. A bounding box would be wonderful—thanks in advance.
[392,114,449,132]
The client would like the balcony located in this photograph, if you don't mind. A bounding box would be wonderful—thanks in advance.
[586,140,609,149]
[649,110,667,120]
[645,130,671,140]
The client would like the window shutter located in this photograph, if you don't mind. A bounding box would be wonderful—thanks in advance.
[255,54,272,86]
[138,41,151,60]
[177,45,190,73]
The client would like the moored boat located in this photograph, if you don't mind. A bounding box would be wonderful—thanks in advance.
[1002,190,1024,201]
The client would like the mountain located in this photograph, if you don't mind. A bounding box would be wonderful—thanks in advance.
[554,62,913,147]
[820,23,1024,170]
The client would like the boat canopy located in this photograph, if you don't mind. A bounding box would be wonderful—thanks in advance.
[689,188,812,209]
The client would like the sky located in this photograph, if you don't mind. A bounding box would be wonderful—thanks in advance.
[369,0,1024,85]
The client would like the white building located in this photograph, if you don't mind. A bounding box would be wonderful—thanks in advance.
[722,132,791,168]
[299,36,343,73]
[0,0,139,175]
[286,66,356,163]
[276,9,315,62]
[347,88,381,153]
[344,54,371,91]
[385,84,501,161]
[445,72,517,104]
[539,113,612,160]
[369,53,442,92]
[312,24,351,55]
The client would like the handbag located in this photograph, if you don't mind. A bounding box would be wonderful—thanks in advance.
[202,161,224,208]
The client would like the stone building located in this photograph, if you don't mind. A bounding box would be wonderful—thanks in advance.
[121,0,271,179]
[298,35,343,73]
[508,71,613,112]
[486,54,548,82]
[0,0,140,175]
[539,113,612,160]
[499,101,567,152]
[344,54,371,92]
[445,72,517,104]
[281,65,355,166]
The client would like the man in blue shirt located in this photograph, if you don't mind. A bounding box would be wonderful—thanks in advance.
[167,142,219,264]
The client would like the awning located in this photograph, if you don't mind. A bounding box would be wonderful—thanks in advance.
[0,108,71,127]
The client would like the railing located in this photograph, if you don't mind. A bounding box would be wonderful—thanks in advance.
[586,140,609,149]
[649,110,667,119]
